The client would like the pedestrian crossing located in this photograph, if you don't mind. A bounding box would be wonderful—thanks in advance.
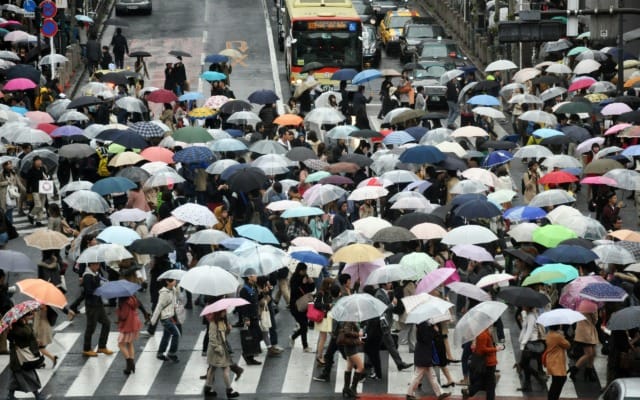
[11,213,49,236]
[0,326,608,398]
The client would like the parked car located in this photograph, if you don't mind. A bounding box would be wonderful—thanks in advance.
[115,0,152,15]
[378,9,421,56]
[399,21,446,63]
[352,0,376,24]
[417,38,471,68]
[599,378,640,400]
[362,24,382,68]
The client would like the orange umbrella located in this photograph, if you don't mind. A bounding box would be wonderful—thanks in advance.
[16,279,67,308]
[140,146,175,164]
[273,114,303,126]
[624,76,640,89]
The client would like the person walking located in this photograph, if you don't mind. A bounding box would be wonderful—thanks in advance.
[110,28,129,69]
[517,306,547,391]
[545,325,570,400]
[85,32,101,73]
[82,262,113,357]
[569,304,599,381]
[99,46,113,70]
[0,159,23,225]
[313,277,334,365]
[172,57,188,95]
[150,278,180,363]
[374,282,413,371]
[352,85,372,129]
[462,327,503,400]
[117,294,142,375]
[237,270,262,365]
[406,321,450,400]
[203,309,240,399]
[445,77,460,129]
[24,156,48,227]
[33,305,57,368]
[289,263,316,352]
[337,321,365,399]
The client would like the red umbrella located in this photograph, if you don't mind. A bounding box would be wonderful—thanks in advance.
[568,78,596,92]
[146,89,178,103]
[538,171,578,185]
[140,146,174,163]
[36,123,58,135]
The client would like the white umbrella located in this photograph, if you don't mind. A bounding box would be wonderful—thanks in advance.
[575,137,605,155]
[405,296,455,324]
[140,161,172,175]
[545,63,573,74]
[390,196,434,211]
[450,180,488,195]
[485,59,518,72]
[421,128,453,145]
[77,244,133,264]
[475,273,515,288]
[314,91,342,108]
[60,180,93,194]
[472,106,506,119]
[291,236,333,254]
[58,110,90,123]
[537,309,586,326]
[370,153,400,175]
[604,169,640,190]
[390,190,430,204]
[512,67,541,83]
[529,189,575,208]
[519,110,558,126]
[116,96,147,113]
[206,159,239,175]
[461,168,498,187]
[410,223,447,240]
[63,190,110,213]
[379,170,419,185]
[330,293,388,322]
[226,111,261,126]
[38,54,69,66]
[197,251,241,270]
[451,244,494,262]
[435,141,466,157]
[487,189,517,204]
[513,145,554,159]
[592,244,636,265]
[187,229,230,245]
[304,107,345,125]
[507,222,539,242]
[439,69,464,84]
[353,216,391,238]
[507,93,544,105]
[233,244,289,276]
[542,154,583,169]
[109,208,149,224]
[453,301,508,344]
[143,171,186,188]
[573,59,601,75]
[446,282,492,302]
[365,264,417,285]
[546,205,583,224]
[266,200,302,212]
[499,82,525,98]
[157,269,187,281]
[180,265,239,296]
[442,225,498,245]
[382,107,412,125]
[451,126,488,138]
[402,293,450,313]
[539,86,567,102]
[252,154,293,175]
[348,186,388,201]
[8,128,52,145]
[170,204,218,229]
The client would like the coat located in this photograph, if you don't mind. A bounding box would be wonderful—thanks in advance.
[207,320,232,367]
[544,330,570,376]
[414,322,435,367]
[574,312,599,345]
[0,170,22,210]
[474,328,498,367]
[150,286,177,324]
[117,296,142,334]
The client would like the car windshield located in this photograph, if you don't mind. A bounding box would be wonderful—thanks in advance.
[292,31,361,68]
[389,15,414,29]
[406,26,444,39]
[419,43,459,58]
[414,64,450,79]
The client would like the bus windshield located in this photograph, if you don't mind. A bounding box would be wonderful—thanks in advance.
[292,31,361,69]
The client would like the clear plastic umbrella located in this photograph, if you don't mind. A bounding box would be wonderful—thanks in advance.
[197,251,241,270]
[541,154,583,169]
[302,184,346,206]
[304,107,345,125]
[77,243,132,264]
[453,301,508,344]
[206,159,239,175]
[604,169,640,190]
[57,110,89,123]
[539,86,567,102]
[63,190,110,213]
[353,216,391,239]
[513,145,554,159]
[592,244,636,265]
[507,222,539,242]
[450,180,488,194]
[187,229,230,245]
[180,265,239,296]
[247,139,286,155]
[528,189,575,208]
[143,171,186,188]
[330,293,388,322]
[115,96,147,113]
[252,154,293,175]
[330,229,371,251]
[171,203,218,227]
[233,244,289,276]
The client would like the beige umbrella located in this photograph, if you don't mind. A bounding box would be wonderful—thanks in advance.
[512,67,541,83]
[333,243,384,264]
[218,48,243,59]
[573,59,601,75]
[410,222,447,240]
[24,229,71,250]
[451,126,489,138]
[546,63,573,75]
[380,68,401,77]
[435,141,466,157]
[150,216,185,236]
[108,151,145,167]
[461,167,499,187]
[293,80,320,98]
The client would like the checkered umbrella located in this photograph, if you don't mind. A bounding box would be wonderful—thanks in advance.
[130,121,165,139]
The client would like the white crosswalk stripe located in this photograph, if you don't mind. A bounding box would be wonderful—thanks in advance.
[0,328,610,397]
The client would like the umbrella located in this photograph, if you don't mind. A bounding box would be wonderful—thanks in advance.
[51,126,85,140]
[371,226,417,243]
[409,223,447,240]
[592,244,635,265]
[4,78,36,91]
[227,111,261,126]
[252,153,292,175]
[219,100,252,114]
[353,217,392,239]
[291,237,333,254]
[559,275,607,309]
[333,243,383,264]
[24,229,70,250]
[115,166,151,184]
[209,138,248,152]
[610,229,640,243]
[115,96,147,114]
[583,159,625,175]
[196,251,240,271]
[554,101,593,115]
[0,300,42,334]
[472,106,506,119]
[542,155,583,170]
[305,107,345,125]
[538,171,579,185]
[404,295,455,325]
[348,186,388,201]
[580,282,628,302]
[173,146,215,164]
[529,263,579,285]
[143,171,186,188]
[475,273,515,288]
[512,67,541,83]
[453,199,502,219]
[179,265,238,296]
[399,252,439,276]
[607,307,640,331]
[16,279,66,308]
[285,147,317,163]
[537,309,586,327]
[442,225,498,245]
[96,226,140,246]
[157,269,187,281]
[330,293,388,322]
[303,184,346,206]
[290,250,328,267]
[453,301,508,344]
[207,159,239,175]
[451,244,494,262]
[77,244,133,264]
[503,206,546,222]
[496,286,549,307]
[529,189,575,208]
[109,208,148,224]
[96,129,148,149]
[147,89,178,103]
[439,69,464,84]
[416,268,457,294]
[539,86,567,102]
[603,169,640,191]
[352,69,382,84]
[201,298,250,316]
[226,167,268,193]
[467,94,500,106]
[532,224,578,248]
[91,176,137,196]
[542,245,598,264]
[173,126,214,143]
[281,206,324,219]
[187,229,230,245]
[130,122,165,139]
[236,224,279,245]
[485,59,518,71]
[94,280,140,299]
[63,190,110,213]
[573,59,601,75]
[519,110,558,126]
[331,68,358,81]
[508,222,539,242]
[398,145,445,164]
[128,237,175,256]
[446,281,492,302]
[171,203,218,227]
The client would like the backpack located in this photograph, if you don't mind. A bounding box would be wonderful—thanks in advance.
[96,148,110,177]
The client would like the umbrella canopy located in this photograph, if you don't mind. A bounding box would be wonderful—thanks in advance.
[171,203,218,227]
[352,216,392,239]
[0,300,42,334]
[236,224,279,244]
[24,229,70,250]
[399,252,439,276]
[442,225,498,245]
[409,222,447,240]
[446,281,492,302]
[286,147,317,162]
[290,250,328,267]
[201,298,250,316]
[187,229,230,245]
[559,275,607,310]
[330,293,388,322]
[580,282,628,302]
[291,237,333,254]
[453,199,502,219]
[348,186,388,201]
[107,152,145,168]
[592,244,635,264]
[116,166,151,183]
[451,244,494,262]
[504,206,547,222]
[96,226,140,246]
[234,244,289,276]
[109,208,148,224]
[180,266,238,296]
[227,167,269,193]
[77,243,132,264]
[398,145,445,164]
[363,264,415,285]
[537,309,586,327]
[333,243,384,264]
[607,306,640,331]
[496,286,550,307]
[91,176,137,196]
[371,226,417,243]
[532,224,578,248]
[63,190,110,213]
[16,279,66,308]
[453,301,508,344]
[475,273,515,288]
[173,146,215,164]
[94,280,140,299]
[541,245,598,264]
[529,189,575,208]
[197,251,241,270]
[404,295,455,325]
[508,222,540,242]
[583,159,624,175]
[416,268,457,294]
[58,143,95,159]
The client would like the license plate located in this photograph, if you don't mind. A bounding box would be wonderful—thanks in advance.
[127,5,138,9]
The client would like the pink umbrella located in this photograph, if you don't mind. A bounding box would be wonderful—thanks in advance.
[416,268,456,294]
[25,111,54,124]
[601,102,633,116]
[291,236,333,254]
[140,146,175,164]
[200,297,249,316]
[568,77,596,92]
[605,123,632,135]
[559,275,606,310]
[580,176,617,185]
[343,259,384,286]
[204,95,230,109]
[4,78,36,91]
[0,20,22,27]
[150,216,185,236]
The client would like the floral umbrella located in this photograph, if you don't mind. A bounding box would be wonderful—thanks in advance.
[0,300,41,334]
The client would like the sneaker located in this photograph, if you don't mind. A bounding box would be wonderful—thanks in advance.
[267,347,282,356]
[157,354,169,361]
[97,348,113,355]
[168,355,179,363]
[82,350,98,357]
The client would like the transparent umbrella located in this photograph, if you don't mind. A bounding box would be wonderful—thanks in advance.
[528,189,575,208]
[330,293,388,322]
[453,301,508,344]
[197,251,241,270]
[233,244,289,276]
[604,169,640,190]
[304,107,346,125]
[180,265,239,296]
[63,190,110,213]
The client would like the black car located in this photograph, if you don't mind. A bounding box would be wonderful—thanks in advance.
[417,39,471,68]
[370,0,408,21]
[399,22,446,63]
[352,0,376,24]
[362,24,382,68]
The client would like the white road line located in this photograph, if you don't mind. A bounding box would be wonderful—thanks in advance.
[261,0,285,115]
[495,329,521,397]
[119,332,164,396]
[65,332,120,397]
[387,343,413,395]
[174,330,208,395]
[282,329,319,392]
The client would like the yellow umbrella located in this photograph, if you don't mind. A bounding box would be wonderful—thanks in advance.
[219,49,243,59]
[24,229,71,250]
[188,107,217,118]
[16,279,67,308]
[584,93,608,103]
[333,243,384,264]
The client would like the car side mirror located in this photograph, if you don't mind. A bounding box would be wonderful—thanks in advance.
[399,35,405,40]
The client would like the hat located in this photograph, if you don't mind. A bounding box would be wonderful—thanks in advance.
[388,87,397,96]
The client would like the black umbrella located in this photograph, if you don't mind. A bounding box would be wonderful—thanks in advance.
[437,154,467,171]
[6,64,41,84]
[613,95,640,109]
[542,39,572,53]
[558,238,594,249]
[394,212,445,228]
[301,62,324,73]
[129,51,152,58]
[227,167,269,193]
[618,110,640,123]
[561,125,591,143]
[169,50,192,57]
[430,205,451,222]
[469,80,500,94]
[339,153,372,167]
[371,226,417,243]
[453,199,502,219]
[607,306,640,331]
[100,72,128,86]
[128,237,174,255]
[349,129,383,139]
[477,140,517,151]
[67,96,102,109]
[554,101,593,115]
[96,129,149,149]
[496,286,550,308]
[503,248,536,266]
[247,89,279,105]
[532,75,563,86]
[219,100,252,114]
[116,166,151,183]
[286,147,317,162]
[541,245,598,264]
[540,135,571,146]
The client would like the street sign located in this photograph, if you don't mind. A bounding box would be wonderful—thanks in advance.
[40,0,57,18]
[23,0,36,12]
[41,18,58,38]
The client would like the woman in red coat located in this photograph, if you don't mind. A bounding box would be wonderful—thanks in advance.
[462,327,504,400]
[117,295,143,375]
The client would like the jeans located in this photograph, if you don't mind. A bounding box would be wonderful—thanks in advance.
[84,304,110,351]
[548,375,566,400]
[446,100,459,127]
[461,342,472,377]
[5,208,13,225]
[159,318,180,355]
[290,308,309,348]
[0,232,7,246]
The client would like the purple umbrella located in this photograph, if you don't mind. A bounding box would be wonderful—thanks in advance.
[51,125,84,138]
[601,102,633,116]
[416,268,456,294]
[342,260,384,286]
[319,175,354,185]
[580,282,628,302]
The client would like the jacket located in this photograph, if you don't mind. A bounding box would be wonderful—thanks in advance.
[544,330,570,376]
[518,310,542,349]
[0,170,22,210]
[8,322,39,371]
[111,33,128,54]
[238,283,259,321]
[82,268,104,306]
[414,321,435,367]
[117,296,142,334]
[24,166,47,194]
[289,273,315,309]
[474,328,498,367]
[150,286,176,324]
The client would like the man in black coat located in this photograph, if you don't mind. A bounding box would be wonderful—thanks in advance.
[110,28,129,69]
[82,262,113,357]
[331,200,353,238]
[237,271,262,365]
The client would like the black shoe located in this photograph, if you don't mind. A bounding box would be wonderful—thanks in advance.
[569,366,578,381]
[368,372,382,380]
[313,374,330,382]
[226,388,239,398]
[184,302,193,310]
[397,362,413,371]
[27,215,34,225]
[157,354,168,361]
[203,386,217,397]
[167,355,179,363]
[442,382,455,388]
[245,357,261,365]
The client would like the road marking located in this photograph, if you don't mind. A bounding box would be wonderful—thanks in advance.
[119,332,165,396]
[261,0,284,115]
[225,41,249,67]
[66,332,120,397]
[282,329,319,392]
[174,331,207,394]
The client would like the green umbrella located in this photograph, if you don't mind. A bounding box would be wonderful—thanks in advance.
[551,16,568,24]
[532,224,578,248]
[173,126,213,143]
[305,171,331,183]
[554,101,592,115]
[531,263,579,283]
[567,46,590,57]
[400,252,439,276]
[577,31,591,39]
[522,271,566,286]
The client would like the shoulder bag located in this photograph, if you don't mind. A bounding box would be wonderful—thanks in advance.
[295,287,314,313]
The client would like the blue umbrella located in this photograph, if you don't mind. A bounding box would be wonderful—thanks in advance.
[405,126,428,141]
[51,125,83,138]
[451,193,486,208]
[532,128,564,139]
[91,176,137,195]
[621,145,640,157]
[97,226,141,246]
[352,69,382,84]
[503,206,547,222]
[542,245,598,264]
[179,92,204,101]
[236,224,279,245]
[453,199,502,219]
[580,282,628,302]
[383,130,415,145]
[247,89,279,105]
[398,145,445,164]
[483,150,513,168]
[561,167,582,176]
[220,163,251,181]
[327,125,358,139]
[225,129,243,138]
[173,146,215,164]
[467,95,500,106]
[331,68,358,81]
[290,251,329,266]
[94,280,141,299]
[201,71,227,81]
[96,128,148,149]
[205,54,229,63]
[208,138,248,152]
[220,237,253,250]
[281,206,324,219]
[11,106,27,115]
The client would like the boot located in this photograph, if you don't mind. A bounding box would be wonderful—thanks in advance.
[7,390,15,400]
[226,388,239,398]
[230,364,244,381]
[569,366,578,381]
[350,372,364,398]
[517,379,532,392]
[124,358,133,375]
[131,358,136,373]
[342,371,354,398]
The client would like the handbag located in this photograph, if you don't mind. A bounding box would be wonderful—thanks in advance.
[15,346,44,370]
[240,329,261,356]
[525,340,546,353]
[38,180,54,194]
[259,308,272,330]
[295,292,314,313]
[7,185,19,199]
[5,191,15,208]
[306,303,325,323]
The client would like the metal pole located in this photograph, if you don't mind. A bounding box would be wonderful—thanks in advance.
[616,0,624,94]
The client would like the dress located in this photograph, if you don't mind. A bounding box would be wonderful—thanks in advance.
[414,322,435,367]
[117,296,142,343]
[8,322,42,394]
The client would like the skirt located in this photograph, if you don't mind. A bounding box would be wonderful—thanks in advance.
[9,368,41,393]
[118,331,139,343]
[34,319,52,347]
[316,315,333,333]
